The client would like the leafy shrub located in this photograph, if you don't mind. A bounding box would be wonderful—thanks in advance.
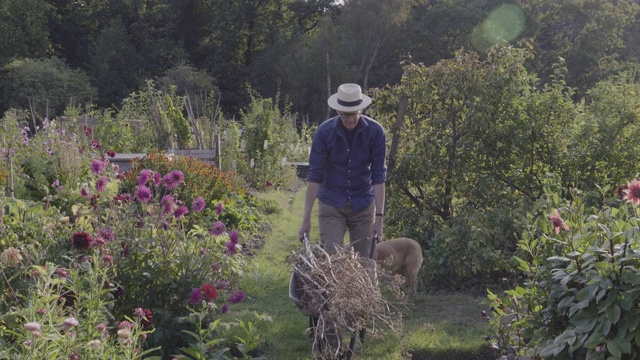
[220,93,312,190]
[0,57,97,118]
[487,177,640,359]
[119,150,246,215]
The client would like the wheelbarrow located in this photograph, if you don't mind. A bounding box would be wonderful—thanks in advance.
[289,234,378,359]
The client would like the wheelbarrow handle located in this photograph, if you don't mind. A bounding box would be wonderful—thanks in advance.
[368,234,379,259]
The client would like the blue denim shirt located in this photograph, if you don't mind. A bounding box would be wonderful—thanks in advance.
[307,115,387,212]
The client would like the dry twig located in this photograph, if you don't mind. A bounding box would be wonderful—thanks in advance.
[290,242,402,358]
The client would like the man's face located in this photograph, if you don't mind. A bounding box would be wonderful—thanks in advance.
[338,111,361,130]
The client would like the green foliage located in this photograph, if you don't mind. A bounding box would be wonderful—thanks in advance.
[84,108,137,152]
[0,58,97,119]
[164,94,192,148]
[7,117,105,217]
[520,0,640,91]
[0,148,264,358]
[119,81,195,151]
[90,17,141,108]
[118,150,263,233]
[222,93,312,190]
[0,0,53,67]
[567,70,640,190]
[371,43,640,288]
[159,64,217,98]
[488,177,640,359]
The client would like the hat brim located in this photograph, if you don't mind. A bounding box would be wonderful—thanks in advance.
[327,94,372,112]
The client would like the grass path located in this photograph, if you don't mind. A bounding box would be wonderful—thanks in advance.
[232,187,495,359]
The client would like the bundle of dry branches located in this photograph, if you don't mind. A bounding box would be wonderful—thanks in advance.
[290,241,402,358]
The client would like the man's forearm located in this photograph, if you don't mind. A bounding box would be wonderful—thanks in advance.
[373,183,385,214]
[303,182,320,221]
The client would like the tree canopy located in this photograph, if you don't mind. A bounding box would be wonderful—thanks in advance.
[1,0,640,122]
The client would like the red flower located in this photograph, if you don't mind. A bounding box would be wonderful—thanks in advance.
[549,209,569,234]
[71,232,93,249]
[133,307,153,329]
[200,283,218,301]
[623,179,640,206]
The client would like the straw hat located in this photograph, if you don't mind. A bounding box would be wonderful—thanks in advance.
[327,83,372,112]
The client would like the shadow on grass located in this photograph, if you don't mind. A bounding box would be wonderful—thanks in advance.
[409,344,495,360]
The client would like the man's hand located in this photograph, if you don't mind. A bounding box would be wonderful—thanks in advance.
[370,216,383,243]
[298,219,311,242]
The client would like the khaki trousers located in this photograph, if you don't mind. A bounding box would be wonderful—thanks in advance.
[318,200,375,257]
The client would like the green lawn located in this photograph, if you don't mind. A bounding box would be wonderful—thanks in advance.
[231,186,495,360]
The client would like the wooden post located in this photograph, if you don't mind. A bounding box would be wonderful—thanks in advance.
[387,95,408,174]
[215,133,221,169]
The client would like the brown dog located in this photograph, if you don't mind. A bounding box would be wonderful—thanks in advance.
[373,237,423,301]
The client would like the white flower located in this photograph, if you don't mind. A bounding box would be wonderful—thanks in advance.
[24,322,41,332]
[63,317,79,330]
[1,247,23,267]
[117,328,132,339]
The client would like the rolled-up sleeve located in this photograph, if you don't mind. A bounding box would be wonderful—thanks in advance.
[306,129,327,183]
[370,127,387,185]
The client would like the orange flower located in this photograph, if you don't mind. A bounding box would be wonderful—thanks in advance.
[623,179,640,206]
[549,209,569,234]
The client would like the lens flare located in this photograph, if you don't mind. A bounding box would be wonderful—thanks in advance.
[472,4,525,53]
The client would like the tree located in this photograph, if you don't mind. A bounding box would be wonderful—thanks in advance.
[0,0,53,67]
[46,0,127,70]
[368,44,581,283]
[0,57,97,120]
[90,18,140,108]
[518,0,640,91]
[335,0,411,89]
[567,70,640,190]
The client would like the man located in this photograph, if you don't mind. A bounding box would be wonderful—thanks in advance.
[298,83,386,257]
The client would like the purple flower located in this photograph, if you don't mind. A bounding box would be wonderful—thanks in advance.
[137,169,151,186]
[80,186,90,198]
[162,170,184,190]
[136,186,152,203]
[229,230,239,245]
[191,197,205,212]
[221,303,229,314]
[133,308,153,329]
[229,290,245,304]
[98,228,114,242]
[189,288,202,304]
[210,221,226,236]
[52,179,60,189]
[90,159,105,175]
[174,205,189,219]
[161,219,170,230]
[153,171,161,186]
[161,195,174,214]
[102,254,113,265]
[95,176,107,192]
[217,280,227,290]
[225,241,237,255]
[93,236,105,246]
[216,201,224,215]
